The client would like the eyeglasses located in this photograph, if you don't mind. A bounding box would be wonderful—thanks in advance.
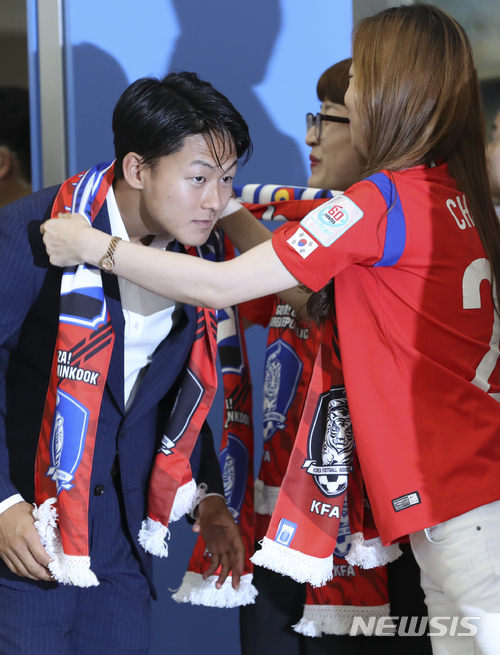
[306,112,350,139]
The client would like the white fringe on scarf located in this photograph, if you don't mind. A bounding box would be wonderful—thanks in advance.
[293,603,392,637]
[172,571,258,608]
[251,536,333,588]
[33,498,99,587]
[346,532,402,569]
[254,480,279,516]
[169,479,200,522]
[138,517,171,557]
[139,479,201,557]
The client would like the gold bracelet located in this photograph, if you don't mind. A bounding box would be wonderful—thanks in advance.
[98,236,121,272]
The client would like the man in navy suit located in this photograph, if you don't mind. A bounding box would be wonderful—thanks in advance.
[0,72,252,654]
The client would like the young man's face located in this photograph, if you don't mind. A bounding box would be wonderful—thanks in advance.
[136,133,237,246]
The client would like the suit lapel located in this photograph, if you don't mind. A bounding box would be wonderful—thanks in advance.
[93,204,126,414]
[123,304,197,422]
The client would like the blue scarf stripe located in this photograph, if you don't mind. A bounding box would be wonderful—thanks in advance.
[59,163,116,329]
[233,184,335,204]
[72,162,114,222]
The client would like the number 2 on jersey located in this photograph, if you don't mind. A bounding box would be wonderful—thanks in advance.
[462,258,500,397]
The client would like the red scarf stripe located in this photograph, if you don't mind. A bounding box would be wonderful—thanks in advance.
[184,237,255,590]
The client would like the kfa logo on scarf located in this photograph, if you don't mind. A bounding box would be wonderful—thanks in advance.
[47,389,89,493]
[302,386,354,498]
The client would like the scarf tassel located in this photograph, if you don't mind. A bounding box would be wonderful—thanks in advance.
[33,498,99,587]
[293,603,392,637]
[169,479,200,523]
[139,479,201,556]
[172,571,258,608]
[254,480,279,516]
[251,536,333,588]
[346,532,402,568]
[138,517,171,557]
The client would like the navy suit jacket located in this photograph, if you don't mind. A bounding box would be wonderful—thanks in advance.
[0,186,222,596]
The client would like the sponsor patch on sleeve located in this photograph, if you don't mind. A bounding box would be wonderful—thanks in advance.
[300,196,364,247]
[287,228,319,259]
[274,518,298,547]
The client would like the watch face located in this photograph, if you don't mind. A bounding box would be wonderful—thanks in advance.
[100,257,113,271]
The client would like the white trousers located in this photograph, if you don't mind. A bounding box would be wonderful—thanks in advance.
[409,499,500,655]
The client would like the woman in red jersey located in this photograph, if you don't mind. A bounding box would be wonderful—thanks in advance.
[228,58,430,653]
[42,5,500,653]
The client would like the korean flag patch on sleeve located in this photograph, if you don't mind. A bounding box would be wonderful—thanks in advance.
[300,195,364,247]
[287,228,319,259]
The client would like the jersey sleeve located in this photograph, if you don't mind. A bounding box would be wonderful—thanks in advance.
[271,179,388,291]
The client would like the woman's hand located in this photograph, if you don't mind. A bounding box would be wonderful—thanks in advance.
[40,213,92,267]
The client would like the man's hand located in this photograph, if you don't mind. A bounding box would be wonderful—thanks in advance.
[192,495,245,590]
[0,502,53,581]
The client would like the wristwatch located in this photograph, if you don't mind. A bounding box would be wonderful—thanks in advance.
[98,236,121,272]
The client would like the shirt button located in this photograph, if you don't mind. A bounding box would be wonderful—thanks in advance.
[93,484,105,496]
[134,322,140,330]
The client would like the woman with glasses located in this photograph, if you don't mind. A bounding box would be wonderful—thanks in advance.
[42,5,500,653]
[305,59,362,193]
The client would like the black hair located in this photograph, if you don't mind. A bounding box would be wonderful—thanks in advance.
[112,71,252,178]
[0,87,31,183]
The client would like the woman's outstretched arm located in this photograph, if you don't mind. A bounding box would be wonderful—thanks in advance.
[41,213,299,309]
[218,203,311,317]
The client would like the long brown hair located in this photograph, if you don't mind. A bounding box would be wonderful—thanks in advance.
[308,3,500,321]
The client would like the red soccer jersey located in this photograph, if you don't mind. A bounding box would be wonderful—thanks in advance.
[272,163,500,544]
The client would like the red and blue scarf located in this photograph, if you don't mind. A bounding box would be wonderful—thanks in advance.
[173,185,397,631]
[232,186,398,634]
[34,162,218,586]
[173,237,258,607]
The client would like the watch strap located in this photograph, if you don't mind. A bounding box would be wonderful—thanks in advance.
[98,235,122,272]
